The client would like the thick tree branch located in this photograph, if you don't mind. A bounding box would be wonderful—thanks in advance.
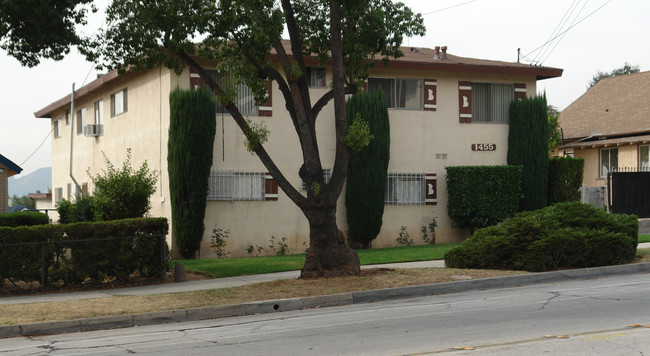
[311,84,357,121]
[176,50,306,209]
[326,0,349,200]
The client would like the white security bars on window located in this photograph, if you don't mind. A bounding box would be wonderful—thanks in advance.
[206,70,259,116]
[207,171,265,201]
[385,173,426,205]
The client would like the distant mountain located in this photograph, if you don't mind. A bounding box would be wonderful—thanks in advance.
[8,167,52,198]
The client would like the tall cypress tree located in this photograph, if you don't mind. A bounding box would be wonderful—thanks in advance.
[345,89,390,248]
[507,95,550,211]
[168,88,216,258]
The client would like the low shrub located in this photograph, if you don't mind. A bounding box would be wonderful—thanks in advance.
[56,195,97,224]
[0,218,168,287]
[444,202,637,272]
[0,211,49,227]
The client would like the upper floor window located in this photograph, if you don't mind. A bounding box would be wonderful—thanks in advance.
[54,187,63,203]
[94,99,104,125]
[206,70,258,116]
[54,119,62,139]
[600,147,618,178]
[65,110,70,125]
[368,77,423,110]
[76,107,86,135]
[307,68,326,88]
[471,83,514,123]
[111,88,127,117]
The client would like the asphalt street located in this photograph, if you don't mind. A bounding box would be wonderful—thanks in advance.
[3,271,650,355]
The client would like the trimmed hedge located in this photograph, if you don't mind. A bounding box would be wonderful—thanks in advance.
[446,166,522,233]
[345,89,390,249]
[507,95,550,211]
[444,202,638,272]
[0,211,49,227]
[168,88,216,259]
[548,157,584,204]
[0,218,168,287]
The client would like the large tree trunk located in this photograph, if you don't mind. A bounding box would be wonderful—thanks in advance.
[300,203,360,278]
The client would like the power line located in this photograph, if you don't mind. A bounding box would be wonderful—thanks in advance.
[20,128,53,167]
[524,0,613,64]
[421,0,479,16]
[539,1,589,65]
[532,0,580,64]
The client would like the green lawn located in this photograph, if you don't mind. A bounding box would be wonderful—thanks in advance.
[176,243,460,278]
[177,235,650,279]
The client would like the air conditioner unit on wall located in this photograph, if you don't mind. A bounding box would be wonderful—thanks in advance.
[84,124,104,137]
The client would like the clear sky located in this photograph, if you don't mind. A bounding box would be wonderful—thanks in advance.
[1,0,648,175]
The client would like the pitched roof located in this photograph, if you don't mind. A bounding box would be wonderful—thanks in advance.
[0,153,23,176]
[559,71,650,140]
[35,42,562,119]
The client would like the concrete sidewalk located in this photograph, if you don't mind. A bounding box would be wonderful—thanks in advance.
[0,260,445,305]
[2,242,649,305]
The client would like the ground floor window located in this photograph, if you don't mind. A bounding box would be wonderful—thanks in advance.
[640,145,650,171]
[385,173,425,205]
[600,147,618,177]
[300,169,331,190]
[207,171,265,201]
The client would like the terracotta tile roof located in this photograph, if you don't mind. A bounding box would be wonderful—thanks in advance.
[35,41,562,119]
[559,71,650,140]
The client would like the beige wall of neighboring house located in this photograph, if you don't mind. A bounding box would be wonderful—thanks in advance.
[558,71,650,194]
[36,45,561,258]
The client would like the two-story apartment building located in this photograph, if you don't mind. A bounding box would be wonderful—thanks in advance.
[35,43,562,257]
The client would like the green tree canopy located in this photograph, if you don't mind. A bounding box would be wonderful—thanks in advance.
[0,0,95,66]
[10,195,35,209]
[587,62,640,88]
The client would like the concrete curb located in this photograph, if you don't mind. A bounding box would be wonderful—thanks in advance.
[2,262,650,339]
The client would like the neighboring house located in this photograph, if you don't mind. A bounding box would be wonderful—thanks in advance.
[0,154,23,214]
[557,71,650,204]
[35,42,562,257]
[28,192,56,222]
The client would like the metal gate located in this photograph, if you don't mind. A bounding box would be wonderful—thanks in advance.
[609,170,650,218]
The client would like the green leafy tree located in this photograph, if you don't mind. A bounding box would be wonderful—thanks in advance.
[587,62,640,88]
[0,0,95,66]
[87,0,424,277]
[10,195,35,209]
[508,95,550,211]
[345,90,390,249]
[90,149,157,221]
[168,88,216,259]
[548,111,561,156]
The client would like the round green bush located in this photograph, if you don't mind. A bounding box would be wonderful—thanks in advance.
[444,202,638,271]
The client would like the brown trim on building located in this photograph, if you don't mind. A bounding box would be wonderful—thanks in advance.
[458,81,472,123]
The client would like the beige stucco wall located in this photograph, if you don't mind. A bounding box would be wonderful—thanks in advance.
[49,67,187,245]
[574,144,639,188]
[48,63,540,259]
[199,68,538,257]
